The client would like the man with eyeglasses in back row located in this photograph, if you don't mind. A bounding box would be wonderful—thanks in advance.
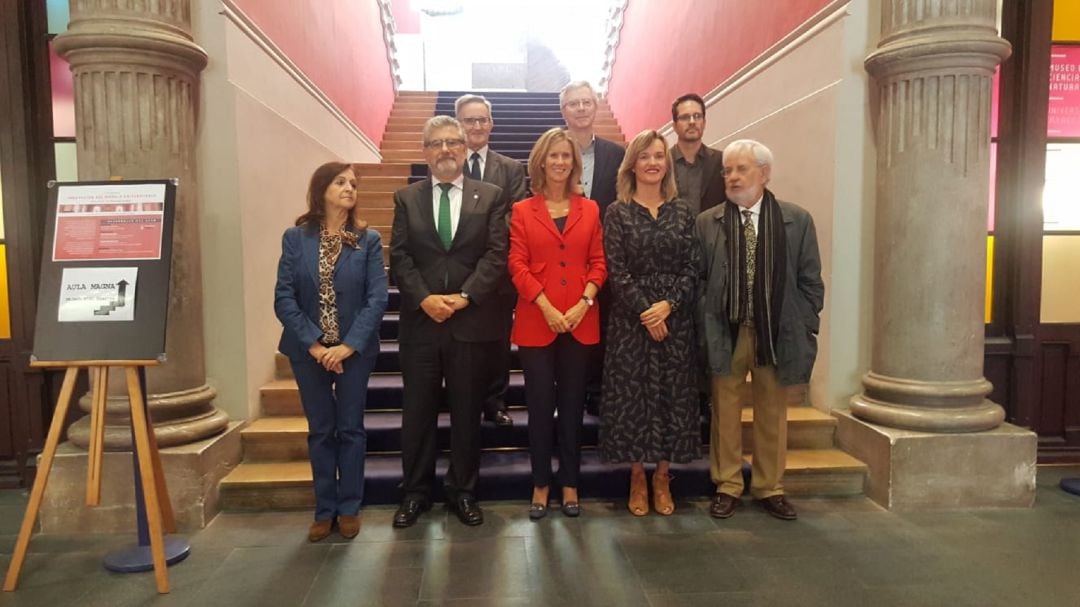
[390,115,509,528]
[560,81,625,415]
[670,93,727,215]
[455,94,529,429]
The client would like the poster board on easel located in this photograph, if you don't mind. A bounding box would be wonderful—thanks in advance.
[31,179,176,363]
[4,179,182,595]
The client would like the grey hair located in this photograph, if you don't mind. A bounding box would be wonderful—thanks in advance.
[454,94,492,117]
[423,115,465,143]
[559,80,598,106]
[723,139,774,168]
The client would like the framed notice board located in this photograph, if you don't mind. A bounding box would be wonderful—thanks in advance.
[31,180,177,362]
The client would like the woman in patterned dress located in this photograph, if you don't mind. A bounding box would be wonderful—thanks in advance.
[274,162,388,541]
[601,130,701,516]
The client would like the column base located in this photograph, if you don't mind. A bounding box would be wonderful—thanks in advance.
[835,410,1036,510]
[38,421,242,533]
[68,384,229,450]
[851,372,1004,432]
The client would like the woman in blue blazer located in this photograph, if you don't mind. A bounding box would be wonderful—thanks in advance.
[274,161,388,542]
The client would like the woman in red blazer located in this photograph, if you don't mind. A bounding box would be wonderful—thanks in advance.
[510,128,607,520]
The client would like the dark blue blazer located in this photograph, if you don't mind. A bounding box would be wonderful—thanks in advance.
[274,225,388,362]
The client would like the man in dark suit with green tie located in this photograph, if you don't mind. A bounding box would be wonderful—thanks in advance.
[389,115,509,528]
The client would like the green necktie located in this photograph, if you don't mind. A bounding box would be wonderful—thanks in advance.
[437,183,453,249]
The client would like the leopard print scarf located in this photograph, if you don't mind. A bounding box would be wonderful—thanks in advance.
[317,227,359,345]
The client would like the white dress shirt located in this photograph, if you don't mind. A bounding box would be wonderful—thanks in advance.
[431,174,465,238]
[739,196,763,234]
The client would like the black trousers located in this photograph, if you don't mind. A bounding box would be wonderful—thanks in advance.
[483,291,516,416]
[519,333,593,488]
[400,329,495,501]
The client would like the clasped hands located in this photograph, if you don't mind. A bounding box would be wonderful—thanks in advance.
[540,299,589,334]
[308,342,355,373]
[420,293,469,323]
[640,300,672,342]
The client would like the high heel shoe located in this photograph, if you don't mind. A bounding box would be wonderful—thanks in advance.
[628,468,649,516]
[529,502,548,521]
[652,471,674,516]
[529,486,549,521]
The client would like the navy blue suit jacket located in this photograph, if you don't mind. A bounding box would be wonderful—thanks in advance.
[275,225,389,361]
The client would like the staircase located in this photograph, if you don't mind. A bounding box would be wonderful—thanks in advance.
[219,91,866,510]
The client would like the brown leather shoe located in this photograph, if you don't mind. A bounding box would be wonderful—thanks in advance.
[759,495,797,521]
[628,467,649,516]
[709,493,739,519]
[652,472,674,516]
[308,518,334,542]
[338,514,361,539]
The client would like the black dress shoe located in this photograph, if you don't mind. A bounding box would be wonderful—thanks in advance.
[448,495,484,526]
[528,503,548,521]
[758,495,797,521]
[392,498,430,528]
[709,493,739,519]
[485,409,514,427]
[561,502,581,518]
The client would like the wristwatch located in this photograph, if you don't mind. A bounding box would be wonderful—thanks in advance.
[667,299,679,312]
[459,291,471,301]
[581,295,594,307]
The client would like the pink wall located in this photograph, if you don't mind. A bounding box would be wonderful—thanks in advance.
[232,0,395,145]
[391,0,421,35]
[607,0,834,136]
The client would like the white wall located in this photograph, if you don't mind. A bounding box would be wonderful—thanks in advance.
[193,1,382,421]
[664,0,880,411]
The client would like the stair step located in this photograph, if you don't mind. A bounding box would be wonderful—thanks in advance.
[260,373,527,415]
[356,176,409,192]
[351,163,413,177]
[242,409,563,459]
[219,448,866,510]
[241,406,835,461]
[271,342,522,377]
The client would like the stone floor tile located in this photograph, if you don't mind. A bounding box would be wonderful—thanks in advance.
[417,537,531,601]
[184,544,329,607]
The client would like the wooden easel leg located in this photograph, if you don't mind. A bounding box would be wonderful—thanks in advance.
[3,367,80,592]
[125,367,170,594]
[144,409,176,534]
[86,366,108,506]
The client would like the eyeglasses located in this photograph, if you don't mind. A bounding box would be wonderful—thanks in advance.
[461,117,490,126]
[723,165,759,177]
[563,99,595,110]
[424,138,466,150]
[676,113,704,123]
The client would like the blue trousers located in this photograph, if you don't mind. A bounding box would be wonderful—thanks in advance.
[290,350,377,521]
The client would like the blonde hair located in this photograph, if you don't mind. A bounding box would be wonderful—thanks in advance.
[616,130,678,203]
[527,128,584,197]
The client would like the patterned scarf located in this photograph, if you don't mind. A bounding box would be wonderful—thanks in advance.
[725,190,786,366]
[317,227,359,345]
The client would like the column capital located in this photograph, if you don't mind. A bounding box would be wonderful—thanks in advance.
[53,0,207,77]
[866,1,1010,81]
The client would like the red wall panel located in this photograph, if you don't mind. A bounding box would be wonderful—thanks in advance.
[607,0,834,136]
[232,0,395,146]
[391,0,421,35]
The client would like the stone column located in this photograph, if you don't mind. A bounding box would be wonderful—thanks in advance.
[54,0,227,449]
[837,0,1037,510]
[851,0,1010,432]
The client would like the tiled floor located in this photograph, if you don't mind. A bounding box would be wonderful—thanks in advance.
[1,466,1079,607]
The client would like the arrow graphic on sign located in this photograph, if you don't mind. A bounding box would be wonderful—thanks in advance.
[117,279,128,307]
[93,280,131,316]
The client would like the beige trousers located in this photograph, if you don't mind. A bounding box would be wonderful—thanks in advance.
[709,325,787,499]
